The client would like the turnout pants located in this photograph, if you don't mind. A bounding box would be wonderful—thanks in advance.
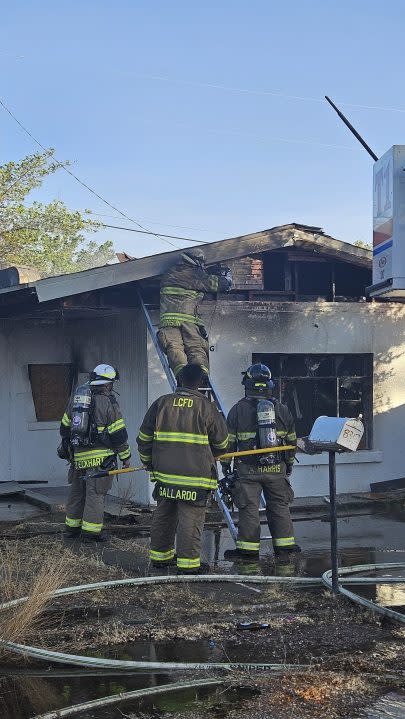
[65,466,113,535]
[150,495,207,571]
[232,474,295,554]
[157,323,209,377]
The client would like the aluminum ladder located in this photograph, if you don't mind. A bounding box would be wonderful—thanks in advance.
[138,292,238,540]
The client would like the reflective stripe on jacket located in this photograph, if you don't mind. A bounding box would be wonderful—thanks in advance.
[60,389,131,468]
[136,388,229,490]
[224,397,297,478]
[159,263,221,328]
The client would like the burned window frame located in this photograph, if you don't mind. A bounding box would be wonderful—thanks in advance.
[259,250,371,301]
[252,353,373,449]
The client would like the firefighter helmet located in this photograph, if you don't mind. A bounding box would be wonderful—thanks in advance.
[181,249,205,268]
[89,364,119,386]
[242,363,274,396]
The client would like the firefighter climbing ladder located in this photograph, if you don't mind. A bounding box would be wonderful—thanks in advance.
[138,292,238,540]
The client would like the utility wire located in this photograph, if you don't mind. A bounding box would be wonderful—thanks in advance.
[138,73,405,114]
[0,96,180,249]
[6,221,206,244]
[98,223,205,243]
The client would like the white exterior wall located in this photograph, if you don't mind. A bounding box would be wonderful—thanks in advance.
[0,309,149,504]
[3,298,405,503]
[147,300,405,498]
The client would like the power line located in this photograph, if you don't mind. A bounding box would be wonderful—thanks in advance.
[0,96,179,249]
[6,221,206,244]
[88,211,212,232]
[98,223,205,243]
[138,73,405,114]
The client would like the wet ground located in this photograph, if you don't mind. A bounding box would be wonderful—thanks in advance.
[0,506,404,718]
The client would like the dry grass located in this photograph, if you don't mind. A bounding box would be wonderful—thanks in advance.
[0,676,61,717]
[110,535,150,556]
[0,542,69,649]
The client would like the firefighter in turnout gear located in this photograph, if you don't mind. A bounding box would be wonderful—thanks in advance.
[60,364,131,542]
[222,363,300,562]
[137,364,229,574]
[157,250,232,379]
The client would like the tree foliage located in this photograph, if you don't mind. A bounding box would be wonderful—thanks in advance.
[353,240,372,250]
[0,149,114,276]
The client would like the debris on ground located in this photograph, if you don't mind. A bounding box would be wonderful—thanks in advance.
[0,533,404,718]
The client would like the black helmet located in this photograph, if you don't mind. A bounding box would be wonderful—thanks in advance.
[242,363,274,397]
[181,250,205,268]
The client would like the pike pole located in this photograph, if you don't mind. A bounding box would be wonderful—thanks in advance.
[91,445,296,479]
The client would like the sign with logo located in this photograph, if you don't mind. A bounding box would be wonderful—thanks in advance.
[373,148,393,283]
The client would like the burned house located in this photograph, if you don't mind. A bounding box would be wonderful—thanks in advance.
[0,223,402,503]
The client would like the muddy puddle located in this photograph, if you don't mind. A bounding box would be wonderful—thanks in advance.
[0,671,243,719]
[365,692,405,718]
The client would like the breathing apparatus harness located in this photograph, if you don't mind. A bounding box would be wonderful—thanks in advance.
[219,364,281,505]
[243,364,281,466]
[58,365,120,462]
[70,383,96,449]
[57,382,94,461]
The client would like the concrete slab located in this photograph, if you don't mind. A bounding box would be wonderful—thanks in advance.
[28,486,138,517]
[0,498,42,522]
[0,482,24,497]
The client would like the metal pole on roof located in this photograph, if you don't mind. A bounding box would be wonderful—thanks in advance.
[325,96,379,162]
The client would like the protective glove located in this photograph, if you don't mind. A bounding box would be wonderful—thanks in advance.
[122,459,131,469]
[221,462,232,476]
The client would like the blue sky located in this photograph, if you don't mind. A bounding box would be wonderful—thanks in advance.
[2,0,405,257]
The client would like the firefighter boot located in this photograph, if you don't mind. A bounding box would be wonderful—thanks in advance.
[64,527,81,539]
[224,548,260,562]
[81,530,109,544]
[151,554,177,569]
[177,562,211,575]
[274,544,301,564]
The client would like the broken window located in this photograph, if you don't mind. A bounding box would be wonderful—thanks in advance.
[29,364,74,422]
[260,250,372,300]
[252,353,373,449]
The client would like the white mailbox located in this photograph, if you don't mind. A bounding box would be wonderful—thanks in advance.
[308,416,364,452]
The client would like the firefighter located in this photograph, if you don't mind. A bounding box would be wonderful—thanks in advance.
[137,363,229,574]
[157,250,232,379]
[60,364,131,542]
[222,363,300,563]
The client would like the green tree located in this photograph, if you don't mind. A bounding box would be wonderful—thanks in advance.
[353,240,372,250]
[0,149,114,276]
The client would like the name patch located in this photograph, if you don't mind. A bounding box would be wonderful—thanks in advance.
[258,463,282,474]
[159,485,197,502]
[75,457,103,469]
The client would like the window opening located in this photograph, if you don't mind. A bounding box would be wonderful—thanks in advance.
[252,353,373,449]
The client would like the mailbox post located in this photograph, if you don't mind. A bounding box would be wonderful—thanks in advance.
[328,449,338,591]
[305,416,365,593]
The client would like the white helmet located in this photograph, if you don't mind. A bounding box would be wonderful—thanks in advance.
[89,364,119,386]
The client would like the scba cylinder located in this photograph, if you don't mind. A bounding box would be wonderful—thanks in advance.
[257,399,279,465]
[71,384,92,447]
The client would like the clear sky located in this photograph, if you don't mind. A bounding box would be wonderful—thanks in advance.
[2,0,405,258]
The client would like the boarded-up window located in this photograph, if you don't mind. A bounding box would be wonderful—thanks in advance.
[29,364,74,422]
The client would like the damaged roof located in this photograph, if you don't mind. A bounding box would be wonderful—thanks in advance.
[1,223,371,304]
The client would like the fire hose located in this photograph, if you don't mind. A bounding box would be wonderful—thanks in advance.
[1,565,405,674]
